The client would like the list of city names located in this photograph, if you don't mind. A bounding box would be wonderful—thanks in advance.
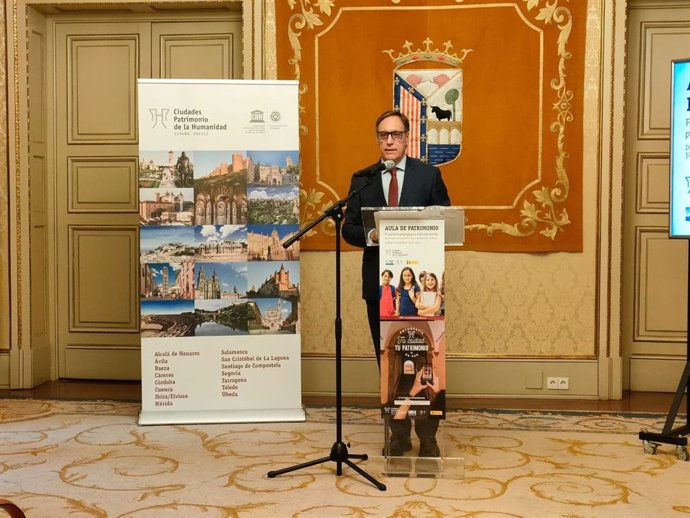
[154,349,198,407]
[221,349,288,398]
[152,347,291,407]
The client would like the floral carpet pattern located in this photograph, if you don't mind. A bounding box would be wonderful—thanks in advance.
[0,399,688,517]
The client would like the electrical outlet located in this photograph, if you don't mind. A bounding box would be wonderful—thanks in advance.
[546,377,569,390]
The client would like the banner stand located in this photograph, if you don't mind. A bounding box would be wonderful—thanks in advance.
[139,408,306,426]
[136,79,304,426]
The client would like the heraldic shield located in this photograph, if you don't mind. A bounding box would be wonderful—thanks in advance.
[393,69,463,166]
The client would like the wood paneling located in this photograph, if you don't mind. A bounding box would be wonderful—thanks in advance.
[68,157,138,212]
[29,25,46,144]
[639,24,690,138]
[69,226,138,331]
[636,153,669,213]
[28,8,51,385]
[153,21,241,78]
[52,15,241,379]
[623,1,690,391]
[635,228,687,340]
[29,225,49,340]
[68,36,139,142]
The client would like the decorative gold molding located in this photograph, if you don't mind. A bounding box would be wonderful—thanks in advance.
[284,2,332,234]
[13,0,23,349]
[263,0,278,79]
[0,2,11,352]
[299,186,335,237]
[465,0,573,241]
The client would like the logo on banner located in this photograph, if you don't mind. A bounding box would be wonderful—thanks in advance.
[149,108,170,129]
[383,39,473,166]
[250,110,265,123]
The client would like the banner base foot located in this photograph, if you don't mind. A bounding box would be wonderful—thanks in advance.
[138,406,306,425]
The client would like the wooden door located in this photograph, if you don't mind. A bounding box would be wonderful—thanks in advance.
[623,1,690,391]
[51,14,242,378]
[28,8,52,385]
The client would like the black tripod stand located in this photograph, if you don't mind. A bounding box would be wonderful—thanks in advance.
[266,185,387,491]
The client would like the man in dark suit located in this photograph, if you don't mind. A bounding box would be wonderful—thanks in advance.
[342,110,451,457]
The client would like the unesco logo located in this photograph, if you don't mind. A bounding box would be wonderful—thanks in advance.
[250,110,265,123]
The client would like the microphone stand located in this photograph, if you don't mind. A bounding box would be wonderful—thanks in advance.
[267,176,386,491]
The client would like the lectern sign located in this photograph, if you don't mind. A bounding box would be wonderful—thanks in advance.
[377,213,447,420]
[137,80,304,425]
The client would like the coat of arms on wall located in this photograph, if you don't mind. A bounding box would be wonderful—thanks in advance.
[385,39,472,166]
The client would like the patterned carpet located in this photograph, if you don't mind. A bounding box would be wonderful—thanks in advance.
[0,399,688,517]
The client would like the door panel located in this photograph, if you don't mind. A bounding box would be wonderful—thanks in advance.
[69,157,139,212]
[53,15,242,379]
[623,2,690,390]
[69,227,139,330]
[55,21,148,378]
[153,21,242,79]
[28,8,51,385]
[69,35,141,141]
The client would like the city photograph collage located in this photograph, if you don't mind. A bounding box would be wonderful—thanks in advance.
[138,149,301,338]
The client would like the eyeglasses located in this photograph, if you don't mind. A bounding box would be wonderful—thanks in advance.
[376,130,406,142]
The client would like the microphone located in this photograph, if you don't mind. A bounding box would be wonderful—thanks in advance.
[354,160,395,178]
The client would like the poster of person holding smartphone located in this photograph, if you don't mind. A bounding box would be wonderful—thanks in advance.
[380,320,446,420]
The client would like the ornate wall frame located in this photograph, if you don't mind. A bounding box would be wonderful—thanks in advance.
[275,0,586,252]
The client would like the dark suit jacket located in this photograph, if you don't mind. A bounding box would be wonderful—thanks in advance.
[342,156,451,301]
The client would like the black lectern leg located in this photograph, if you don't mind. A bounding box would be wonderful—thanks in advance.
[266,198,386,490]
[638,361,689,461]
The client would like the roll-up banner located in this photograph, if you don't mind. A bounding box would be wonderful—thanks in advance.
[137,80,304,425]
[378,212,447,421]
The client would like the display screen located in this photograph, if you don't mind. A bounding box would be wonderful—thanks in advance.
[669,59,690,237]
